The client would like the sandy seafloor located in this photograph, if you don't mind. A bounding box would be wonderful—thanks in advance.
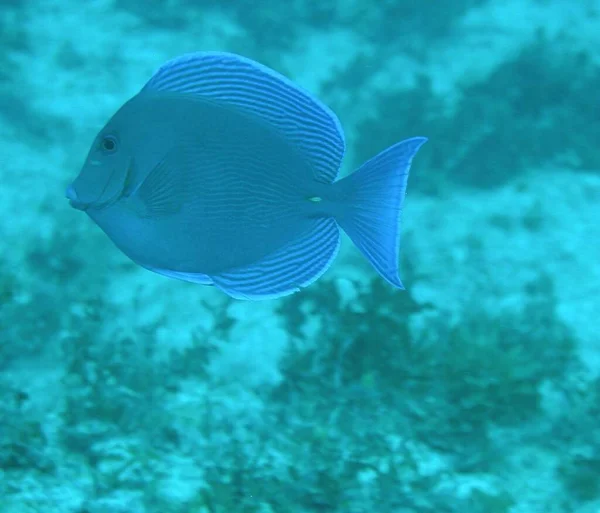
[1,0,599,512]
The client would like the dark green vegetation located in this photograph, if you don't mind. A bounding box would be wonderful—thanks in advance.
[554,375,600,506]
[326,36,600,193]
[118,0,486,54]
[278,271,579,474]
[1,239,596,511]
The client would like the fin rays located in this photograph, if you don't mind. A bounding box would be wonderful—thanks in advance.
[143,52,345,183]
[213,218,340,300]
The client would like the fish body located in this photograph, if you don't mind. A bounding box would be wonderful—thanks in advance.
[87,93,322,274]
[66,52,427,300]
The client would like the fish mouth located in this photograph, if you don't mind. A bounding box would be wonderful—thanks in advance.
[66,158,133,211]
[65,184,88,211]
[65,181,114,211]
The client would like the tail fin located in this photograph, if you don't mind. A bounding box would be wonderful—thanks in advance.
[333,137,427,288]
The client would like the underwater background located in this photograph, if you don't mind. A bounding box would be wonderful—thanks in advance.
[1,0,599,512]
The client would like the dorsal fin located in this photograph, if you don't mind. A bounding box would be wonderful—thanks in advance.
[141,51,346,183]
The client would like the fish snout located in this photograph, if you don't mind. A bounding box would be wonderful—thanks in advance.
[66,184,87,211]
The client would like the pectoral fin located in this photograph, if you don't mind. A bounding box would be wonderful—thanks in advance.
[135,150,188,218]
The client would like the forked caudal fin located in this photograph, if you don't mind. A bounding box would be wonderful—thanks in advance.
[332,137,427,288]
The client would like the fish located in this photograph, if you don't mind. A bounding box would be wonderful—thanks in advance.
[66,51,427,300]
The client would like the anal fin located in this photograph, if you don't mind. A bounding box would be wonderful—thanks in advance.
[212,218,340,300]
[144,265,214,285]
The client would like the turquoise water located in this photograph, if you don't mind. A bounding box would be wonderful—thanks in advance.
[1,1,599,512]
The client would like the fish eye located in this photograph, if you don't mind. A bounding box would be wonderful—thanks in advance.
[100,135,118,153]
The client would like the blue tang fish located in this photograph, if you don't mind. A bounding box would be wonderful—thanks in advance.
[66,52,427,300]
